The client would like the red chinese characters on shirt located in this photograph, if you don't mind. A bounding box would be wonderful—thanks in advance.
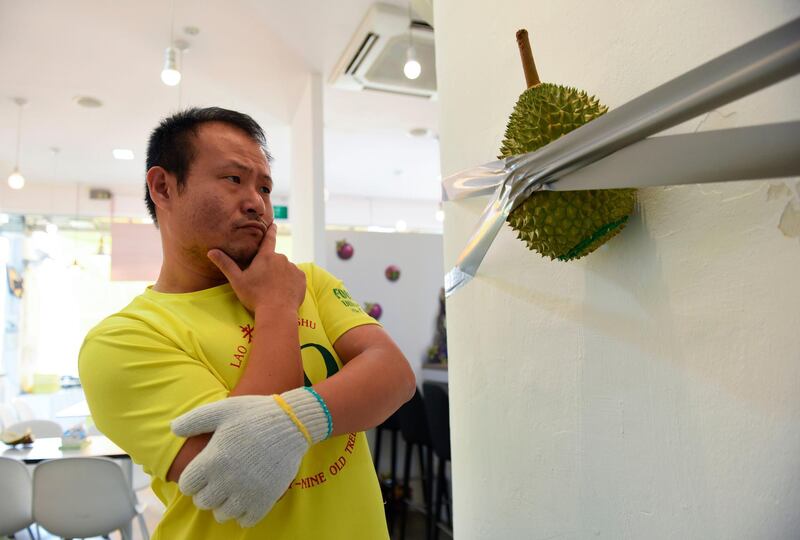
[230,324,254,368]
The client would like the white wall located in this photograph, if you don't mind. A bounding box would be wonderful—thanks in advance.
[323,230,443,381]
[435,1,800,539]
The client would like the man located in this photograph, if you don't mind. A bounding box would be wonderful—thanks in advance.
[79,107,416,539]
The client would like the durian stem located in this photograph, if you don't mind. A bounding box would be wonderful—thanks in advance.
[516,29,541,89]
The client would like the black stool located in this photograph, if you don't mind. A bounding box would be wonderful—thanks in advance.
[396,386,434,540]
[422,382,451,540]
[373,409,402,533]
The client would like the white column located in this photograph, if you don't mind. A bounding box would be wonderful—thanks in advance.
[289,73,326,265]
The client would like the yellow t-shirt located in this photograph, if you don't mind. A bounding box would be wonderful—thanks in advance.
[79,263,389,540]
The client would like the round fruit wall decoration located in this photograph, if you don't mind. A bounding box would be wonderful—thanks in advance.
[501,30,636,261]
[336,239,354,260]
[364,302,383,320]
[384,265,400,282]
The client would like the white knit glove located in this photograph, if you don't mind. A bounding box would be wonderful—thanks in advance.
[171,387,332,527]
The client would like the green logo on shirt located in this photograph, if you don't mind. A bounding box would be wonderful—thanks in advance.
[332,288,363,313]
[301,343,340,387]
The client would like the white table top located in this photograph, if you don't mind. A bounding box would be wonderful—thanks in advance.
[0,435,128,463]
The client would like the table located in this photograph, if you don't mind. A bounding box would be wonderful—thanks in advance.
[422,362,449,384]
[1,435,131,489]
[1,435,127,463]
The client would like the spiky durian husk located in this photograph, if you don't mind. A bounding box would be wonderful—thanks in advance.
[500,83,636,261]
[508,189,636,261]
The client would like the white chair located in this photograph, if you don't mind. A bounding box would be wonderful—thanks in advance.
[12,398,36,421]
[132,462,152,492]
[1,402,19,429]
[33,457,149,540]
[5,419,63,438]
[0,457,38,540]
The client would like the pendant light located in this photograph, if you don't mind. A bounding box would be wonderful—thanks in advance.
[404,46,421,80]
[46,147,61,234]
[403,3,421,80]
[161,47,181,86]
[8,97,27,190]
[70,182,82,269]
[160,0,181,86]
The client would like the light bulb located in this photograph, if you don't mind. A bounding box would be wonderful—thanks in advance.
[8,170,25,190]
[161,47,182,86]
[404,59,421,80]
[161,68,181,86]
[403,46,421,80]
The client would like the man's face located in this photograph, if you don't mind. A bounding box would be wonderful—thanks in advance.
[169,121,274,270]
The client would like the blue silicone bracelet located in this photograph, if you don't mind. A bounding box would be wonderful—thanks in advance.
[304,386,333,439]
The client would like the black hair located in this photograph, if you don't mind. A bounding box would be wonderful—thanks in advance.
[144,107,272,226]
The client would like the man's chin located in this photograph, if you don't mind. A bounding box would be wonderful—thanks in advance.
[223,248,257,270]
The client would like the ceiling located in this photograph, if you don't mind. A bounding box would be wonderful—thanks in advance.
[0,0,441,205]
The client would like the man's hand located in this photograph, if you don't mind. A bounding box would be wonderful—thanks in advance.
[170,389,330,527]
[207,222,306,314]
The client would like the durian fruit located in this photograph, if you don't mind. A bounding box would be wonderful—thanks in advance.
[501,30,636,261]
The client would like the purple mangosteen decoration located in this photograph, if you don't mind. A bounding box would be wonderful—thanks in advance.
[336,239,354,260]
[385,265,401,282]
[364,302,383,320]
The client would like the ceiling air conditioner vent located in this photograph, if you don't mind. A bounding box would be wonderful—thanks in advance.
[330,3,436,99]
[345,32,379,75]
